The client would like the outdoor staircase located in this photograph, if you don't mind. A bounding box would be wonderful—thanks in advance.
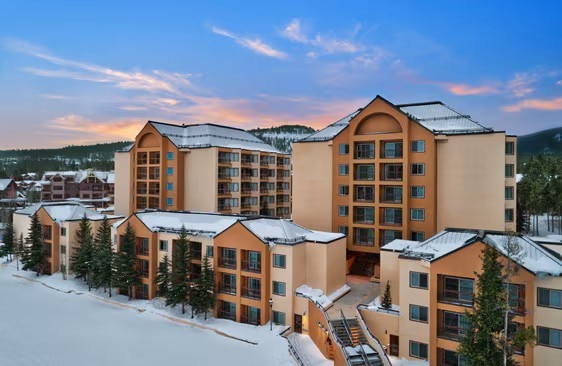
[328,310,383,366]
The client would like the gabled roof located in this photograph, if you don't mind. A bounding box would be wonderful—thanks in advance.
[397,102,492,134]
[148,121,282,154]
[0,179,14,191]
[383,228,562,276]
[15,202,122,222]
[40,170,114,184]
[298,110,361,142]
[241,218,344,245]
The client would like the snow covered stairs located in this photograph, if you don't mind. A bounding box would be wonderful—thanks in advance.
[330,312,383,366]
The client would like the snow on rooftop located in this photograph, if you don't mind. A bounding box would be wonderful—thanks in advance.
[41,170,114,183]
[134,210,244,237]
[0,178,14,191]
[150,122,282,153]
[298,110,361,142]
[241,218,344,245]
[530,235,562,244]
[15,202,121,222]
[381,239,419,252]
[295,285,337,309]
[398,103,491,134]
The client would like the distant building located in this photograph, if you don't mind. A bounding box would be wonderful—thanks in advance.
[292,95,517,279]
[39,170,115,208]
[113,210,346,329]
[114,121,291,218]
[13,202,123,275]
[358,229,562,365]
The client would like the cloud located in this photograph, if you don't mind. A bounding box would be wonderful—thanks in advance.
[439,82,499,96]
[502,97,562,112]
[119,105,148,111]
[39,94,76,100]
[210,26,287,59]
[49,114,144,141]
[557,80,562,86]
[507,72,538,98]
[281,19,362,55]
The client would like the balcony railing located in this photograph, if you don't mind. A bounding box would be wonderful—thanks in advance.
[241,315,261,325]
[438,290,473,306]
[218,284,236,295]
[242,287,261,300]
[138,269,149,278]
[191,249,202,260]
[218,310,236,321]
[438,326,465,341]
[218,257,236,269]
[241,260,261,273]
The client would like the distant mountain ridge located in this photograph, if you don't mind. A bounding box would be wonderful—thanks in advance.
[248,125,315,153]
[517,127,562,157]
[0,141,132,160]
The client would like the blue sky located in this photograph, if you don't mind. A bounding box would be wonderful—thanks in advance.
[1,0,561,148]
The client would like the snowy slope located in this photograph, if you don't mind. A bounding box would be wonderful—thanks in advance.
[249,125,315,153]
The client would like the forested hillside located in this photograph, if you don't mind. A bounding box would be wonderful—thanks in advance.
[249,125,315,153]
[518,127,562,164]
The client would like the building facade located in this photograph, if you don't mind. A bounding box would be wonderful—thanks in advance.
[292,96,516,278]
[39,170,115,208]
[114,121,291,218]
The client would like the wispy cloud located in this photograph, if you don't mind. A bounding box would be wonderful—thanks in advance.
[210,26,287,59]
[39,94,76,100]
[507,72,538,98]
[281,19,362,56]
[502,97,562,112]
[435,82,499,96]
[49,114,144,141]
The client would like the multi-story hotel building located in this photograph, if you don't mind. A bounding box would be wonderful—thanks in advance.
[114,121,291,218]
[12,202,123,275]
[292,95,517,277]
[39,170,115,208]
[113,210,347,329]
[358,229,562,365]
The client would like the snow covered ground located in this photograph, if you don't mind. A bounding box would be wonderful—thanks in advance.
[0,261,294,366]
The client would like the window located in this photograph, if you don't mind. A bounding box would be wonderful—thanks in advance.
[353,228,374,246]
[383,164,403,181]
[159,240,168,251]
[381,230,402,245]
[355,143,375,159]
[338,205,349,217]
[537,326,562,348]
[505,141,515,155]
[354,164,375,180]
[354,206,374,224]
[273,311,286,325]
[60,227,66,237]
[338,226,348,235]
[438,348,464,366]
[338,164,349,176]
[382,208,402,225]
[410,186,425,198]
[382,141,403,158]
[219,247,236,269]
[411,163,425,175]
[381,186,402,203]
[149,152,160,164]
[273,254,286,268]
[440,276,474,306]
[505,186,514,200]
[410,272,428,289]
[411,140,425,153]
[411,231,424,241]
[220,273,236,294]
[409,341,428,359]
[538,288,562,309]
[60,245,66,254]
[166,197,173,206]
[206,246,213,257]
[166,152,174,160]
[504,283,525,314]
[505,164,514,177]
[410,208,425,221]
[439,310,470,340]
[166,182,173,191]
[137,152,148,164]
[505,209,514,222]
[410,305,428,323]
[339,144,349,155]
[166,167,173,176]
[338,185,349,196]
[354,185,374,202]
[273,281,286,296]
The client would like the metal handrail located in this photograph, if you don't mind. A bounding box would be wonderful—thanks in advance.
[355,304,393,366]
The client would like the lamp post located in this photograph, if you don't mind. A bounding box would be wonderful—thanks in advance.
[269,297,273,331]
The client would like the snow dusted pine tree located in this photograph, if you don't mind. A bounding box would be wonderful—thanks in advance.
[380,281,392,310]
[156,254,171,298]
[15,233,24,271]
[2,220,15,262]
[91,216,114,297]
[70,215,94,290]
[166,226,191,314]
[22,213,46,276]
[112,222,138,300]
[191,254,215,320]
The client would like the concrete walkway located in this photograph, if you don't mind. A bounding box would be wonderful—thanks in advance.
[328,275,380,318]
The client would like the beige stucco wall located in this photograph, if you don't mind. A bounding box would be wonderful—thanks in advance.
[533,275,562,366]
[505,136,517,231]
[12,212,31,242]
[380,250,401,304]
[322,238,347,295]
[436,133,506,231]
[272,243,304,329]
[360,307,400,352]
[114,151,131,216]
[184,148,217,212]
[292,141,333,231]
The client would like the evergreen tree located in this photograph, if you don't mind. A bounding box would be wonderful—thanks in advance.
[91,216,114,297]
[2,220,15,262]
[22,213,46,276]
[166,226,191,314]
[112,222,138,300]
[70,215,94,290]
[380,281,392,309]
[156,254,171,297]
[15,233,25,271]
[191,254,215,320]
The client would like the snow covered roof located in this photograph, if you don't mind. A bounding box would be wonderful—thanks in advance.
[298,110,361,142]
[387,229,562,276]
[15,202,123,222]
[241,218,344,245]
[149,121,282,153]
[133,210,245,237]
[0,179,14,191]
[380,239,420,252]
[398,102,492,134]
[295,284,351,310]
[41,170,114,183]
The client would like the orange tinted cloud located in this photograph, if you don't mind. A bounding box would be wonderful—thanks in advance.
[502,97,562,112]
[442,82,499,96]
[49,114,144,142]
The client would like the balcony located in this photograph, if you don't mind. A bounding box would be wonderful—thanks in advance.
[438,325,464,341]
[241,260,261,274]
[218,257,236,269]
[242,287,261,300]
[438,289,473,307]
[218,310,236,321]
[241,315,261,325]
[218,284,236,295]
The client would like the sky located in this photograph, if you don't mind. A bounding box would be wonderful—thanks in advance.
[1,0,561,149]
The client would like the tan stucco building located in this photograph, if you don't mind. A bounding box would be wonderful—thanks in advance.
[113,210,347,329]
[292,96,517,278]
[114,121,291,219]
[360,229,562,365]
